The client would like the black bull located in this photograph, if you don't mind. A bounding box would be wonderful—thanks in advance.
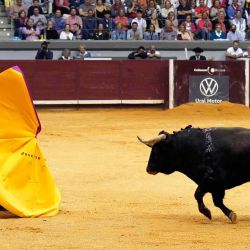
[138,125,250,223]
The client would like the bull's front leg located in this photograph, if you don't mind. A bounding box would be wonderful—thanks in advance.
[194,186,212,220]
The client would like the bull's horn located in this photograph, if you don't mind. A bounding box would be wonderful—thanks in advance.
[137,134,166,147]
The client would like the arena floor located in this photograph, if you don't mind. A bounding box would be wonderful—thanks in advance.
[1,102,250,249]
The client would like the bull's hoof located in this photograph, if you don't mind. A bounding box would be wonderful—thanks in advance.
[201,208,212,220]
[229,211,237,224]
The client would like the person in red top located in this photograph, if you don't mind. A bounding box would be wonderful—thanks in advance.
[54,0,70,14]
[197,12,212,39]
[114,9,128,31]
[195,0,210,22]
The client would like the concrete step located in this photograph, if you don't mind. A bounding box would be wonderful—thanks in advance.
[0,23,11,29]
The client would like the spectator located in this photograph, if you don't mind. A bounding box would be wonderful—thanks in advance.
[167,11,178,31]
[145,0,161,21]
[35,41,53,59]
[59,49,73,60]
[41,0,53,18]
[45,19,59,39]
[111,0,125,18]
[101,10,116,35]
[21,17,40,40]
[212,10,230,33]
[127,21,142,39]
[243,45,250,58]
[95,0,106,19]
[227,0,243,21]
[245,15,250,40]
[79,0,95,17]
[60,24,74,39]
[114,9,129,31]
[128,46,147,59]
[132,9,147,36]
[74,44,92,59]
[147,12,162,33]
[10,0,28,20]
[227,23,243,40]
[147,44,161,58]
[27,0,43,17]
[197,12,212,39]
[225,40,243,59]
[93,23,110,39]
[72,23,83,39]
[195,0,212,8]
[232,10,246,40]
[51,9,66,35]
[112,22,126,39]
[127,0,142,20]
[160,20,177,39]
[210,23,226,40]
[182,14,196,35]
[177,0,192,23]
[177,23,193,40]
[66,7,83,31]
[54,0,70,15]
[144,23,159,39]
[209,0,226,21]
[189,47,206,60]
[30,6,47,34]
[195,0,210,23]
[14,9,28,38]
[83,8,97,39]
[161,0,175,19]
[69,0,84,9]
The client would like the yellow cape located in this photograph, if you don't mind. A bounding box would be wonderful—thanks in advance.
[0,67,61,217]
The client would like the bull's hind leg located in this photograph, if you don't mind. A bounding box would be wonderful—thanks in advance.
[212,191,237,223]
[194,186,212,220]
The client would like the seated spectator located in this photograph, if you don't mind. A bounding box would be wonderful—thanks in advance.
[245,0,250,16]
[30,6,47,35]
[212,10,230,33]
[93,23,110,39]
[10,0,28,20]
[209,0,226,21]
[27,0,43,17]
[195,0,212,8]
[69,0,84,9]
[147,44,161,58]
[225,40,243,59]
[144,23,159,39]
[41,0,53,18]
[132,9,147,36]
[79,0,95,17]
[112,22,126,39]
[83,8,97,39]
[21,17,40,40]
[111,0,125,18]
[182,14,196,36]
[72,23,83,39]
[127,0,143,20]
[59,24,74,39]
[243,45,250,58]
[128,46,147,59]
[66,7,83,31]
[195,0,210,24]
[161,0,175,19]
[227,0,243,21]
[245,15,250,40]
[167,11,178,31]
[54,0,70,15]
[114,9,129,31]
[35,41,53,59]
[177,0,192,23]
[189,47,206,60]
[95,0,106,19]
[232,10,246,40]
[101,10,116,35]
[160,19,177,40]
[14,9,27,38]
[197,12,212,40]
[145,0,161,21]
[210,23,226,40]
[227,23,243,40]
[58,48,73,60]
[127,22,143,39]
[51,9,66,35]
[177,23,193,40]
[45,19,59,39]
[74,44,91,59]
[147,12,162,33]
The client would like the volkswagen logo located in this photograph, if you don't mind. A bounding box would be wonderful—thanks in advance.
[200,78,219,97]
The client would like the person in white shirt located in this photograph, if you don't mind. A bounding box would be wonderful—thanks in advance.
[131,9,147,37]
[147,44,161,59]
[232,10,246,40]
[59,24,74,40]
[225,40,243,59]
[243,45,250,57]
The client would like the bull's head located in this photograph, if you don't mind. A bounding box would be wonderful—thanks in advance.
[138,131,176,175]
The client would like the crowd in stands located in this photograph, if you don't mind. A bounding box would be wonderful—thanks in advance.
[7,0,250,40]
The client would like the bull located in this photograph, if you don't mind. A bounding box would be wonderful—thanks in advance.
[138,125,250,223]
